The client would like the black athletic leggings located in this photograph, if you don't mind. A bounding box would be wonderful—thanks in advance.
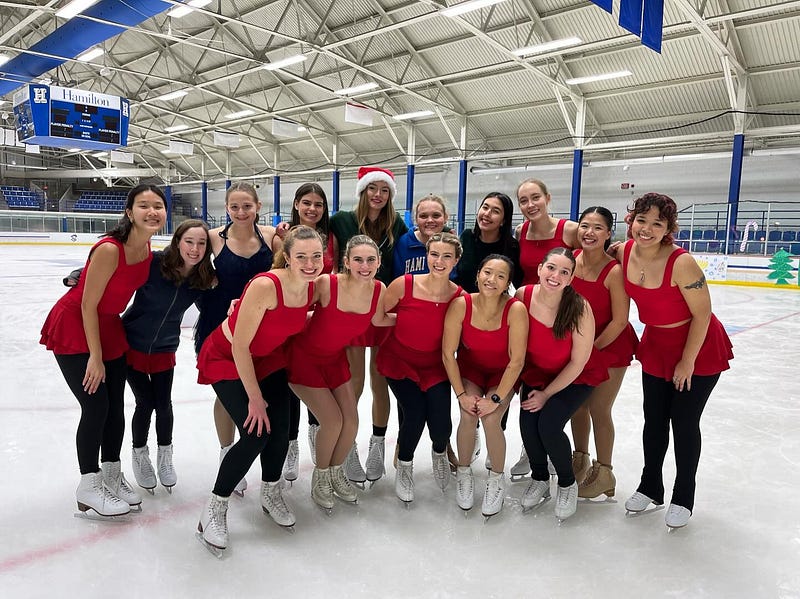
[55,353,128,474]
[212,369,290,497]
[519,382,593,488]
[388,378,451,463]
[287,388,318,441]
[127,366,174,448]
[637,372,719,511]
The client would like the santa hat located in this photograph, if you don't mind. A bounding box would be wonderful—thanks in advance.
[355,166,396,201]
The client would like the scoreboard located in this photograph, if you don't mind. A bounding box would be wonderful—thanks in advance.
[13,85,130,151]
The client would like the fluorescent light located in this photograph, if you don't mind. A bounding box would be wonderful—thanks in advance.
[67,148,82,152]
[263,54,307,71]
[225,109,255,119]
[56,0,100,20]
[168,0,212,18]
[92,152,107,158]
[155,90,188,101]
[297,126,307,132]
[513,37,581,57]
[0,53,11,67]
[76,47,104,62]
[565,70,633,85]
[160,149,176,155]
[38,77,53,85]
[334,82,379,95]
[165,124,189,132]
[441,0,505,17]
[393,110,434,120]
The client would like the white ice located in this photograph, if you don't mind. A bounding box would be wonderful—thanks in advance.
[1,244,799,598]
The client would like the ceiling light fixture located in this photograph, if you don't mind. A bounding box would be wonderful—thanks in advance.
[225,109,255,119]
[565,70,633,85]
[56,0,99,20]
[263,55,307,71]
[91,152,107,158]
[0,53,11,67]
[155,90,188,101]
[168,0,212,18]
[441,0,506,18]
[393,110,434,120]
[165,124,189,132]
[334,82,379,95]
[76,47,104,62]
[513,37,582,57]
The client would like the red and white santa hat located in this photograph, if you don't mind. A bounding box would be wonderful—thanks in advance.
[355,166,396,201]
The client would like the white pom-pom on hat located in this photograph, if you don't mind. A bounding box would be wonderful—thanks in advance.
[355,166,396,202]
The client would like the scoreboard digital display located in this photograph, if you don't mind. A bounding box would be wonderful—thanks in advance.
[13,85,130,151]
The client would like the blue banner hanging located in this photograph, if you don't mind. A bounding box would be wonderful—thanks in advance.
[619,0,644,36]
[589,0,612,12]
[642,0,665,53]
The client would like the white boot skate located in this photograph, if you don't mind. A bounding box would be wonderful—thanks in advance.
[157,444,177,493]
[509,448,531,481]
[330,464,359,504]
[101,461,142,511]
[456,466,474,512]
[432,450,450,492]
[131,445,157,494]
[345,442,367,489]
[554,481,578,523]
[625,491,662,515]
[282,439,299,485]
[482,471,508,521]
[75,472,130,520]
[521,479,551,512]
[311,467,335,514]
[395,460,414,505]
[307,424,319,466]
[260,480,296,531]
[196,493,228,558]
[219,444,247,497]
[365,435,386,485]
[665,504,691,529]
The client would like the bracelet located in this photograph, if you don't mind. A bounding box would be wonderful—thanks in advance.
[455,391,467,398]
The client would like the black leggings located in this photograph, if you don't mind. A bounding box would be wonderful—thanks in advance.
[287,388,318,441]
[388,378,451,463]
[127,366,174,448]
[519,383,593,487]
[637,372,719,511]
[212,369,290,497]
[55,353,128,474]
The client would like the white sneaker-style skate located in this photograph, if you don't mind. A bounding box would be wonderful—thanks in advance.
[101,461,142,511]
[665,504,691,529]
[431,450,450,492]
[196,494,228,558]
[510,448,531,481]
[75,472,130,520]
[345,442,367,488]
[330,464,359,504]
[365,435,386,484]
[472,427,481,463]
[131,445,157,494]
[521,479,551,512]
[311,468,335,513]
[554,481,578,523]
[308,424,319,466]
[219,444,247,497]
[482,472,508,521]
[282,439,299,484]
[456,466,474,511]
[395,460,414,505]
[260,480,296,531]
[157,444,177,492]
[625,491,662,514]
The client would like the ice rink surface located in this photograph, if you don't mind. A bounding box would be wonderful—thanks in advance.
[1,244,798,598]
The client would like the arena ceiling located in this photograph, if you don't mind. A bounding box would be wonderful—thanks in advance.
[1,0,799,184]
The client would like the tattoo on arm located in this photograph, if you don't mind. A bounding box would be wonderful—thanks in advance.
[684,275,706,290]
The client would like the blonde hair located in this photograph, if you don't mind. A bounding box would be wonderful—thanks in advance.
[516,178,549,198]
[343,234,380,273]
[355,187,398,248]
[226,181,260,204]
[272,225,324,268]
[425,231,462,259]
[414,194,448,219]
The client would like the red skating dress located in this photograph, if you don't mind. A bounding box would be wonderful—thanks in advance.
[519,285,608,389]
[197,272,314,384]
[571,252,639,369]
[456,294,518,390]
[288,275,382,389]
[377,274,463,391]
[622,240,733,380]
[519,219,571,285]
[40,238,151,361]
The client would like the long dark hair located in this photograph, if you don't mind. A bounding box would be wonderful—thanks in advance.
[625,192,678,246]
[290,183,330,233]
[542,247,586,339]
[161,219,216,289]
[472,192,517,258]
[477,253,514,294]
[578,206,614,251]
[104,184,166,242]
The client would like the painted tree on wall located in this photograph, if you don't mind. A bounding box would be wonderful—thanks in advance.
[767,249,796,286]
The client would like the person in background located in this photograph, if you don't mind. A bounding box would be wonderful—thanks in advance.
[392,194,454,279]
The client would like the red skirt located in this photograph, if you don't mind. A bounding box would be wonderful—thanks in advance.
[287,346,351,389]
[598,323,639,369]
[349,323,392,348]
[196,327,286,385]
[41,304,128,361]
[376,335,447,391]
[126,349,176,374]
[457,354,513,392]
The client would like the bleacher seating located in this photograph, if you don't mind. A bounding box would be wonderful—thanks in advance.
[73,190,127,213]
[0,185,43,209]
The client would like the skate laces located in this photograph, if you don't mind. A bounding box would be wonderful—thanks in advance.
[210,498,228,532]
[332,467,350,491]
[399,464,413,488]
[159,448,173,476]
[432,453,448,480]
[265,484,289,512]
[557,484,576,508]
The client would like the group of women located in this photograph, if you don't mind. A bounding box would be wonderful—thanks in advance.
[40,168,732,556]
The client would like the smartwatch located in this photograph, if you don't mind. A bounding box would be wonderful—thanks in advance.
[490,393,502,405]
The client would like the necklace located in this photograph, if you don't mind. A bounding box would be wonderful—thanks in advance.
[636,248,660,285]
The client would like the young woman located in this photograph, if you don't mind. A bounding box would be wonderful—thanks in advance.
[329,166,408,487]
[377,232,464,504]
[569,207,638,500]
[392,194,453,278]
[515,248,606,523]
[614,193,732,529]
[196,226,323,554]
[123,219,216,494]
[41,185,166,519]
[195,182,280,497]
[442,255,528,518]
[287,235,393,512]
[276,183,336,484]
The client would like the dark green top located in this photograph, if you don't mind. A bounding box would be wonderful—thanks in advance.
[456,229,523,293]
[330,210,408,285]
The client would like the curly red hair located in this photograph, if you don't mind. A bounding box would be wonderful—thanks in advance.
[624,192,679,246]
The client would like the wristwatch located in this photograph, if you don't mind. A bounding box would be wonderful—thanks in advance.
[490,393,502,405]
